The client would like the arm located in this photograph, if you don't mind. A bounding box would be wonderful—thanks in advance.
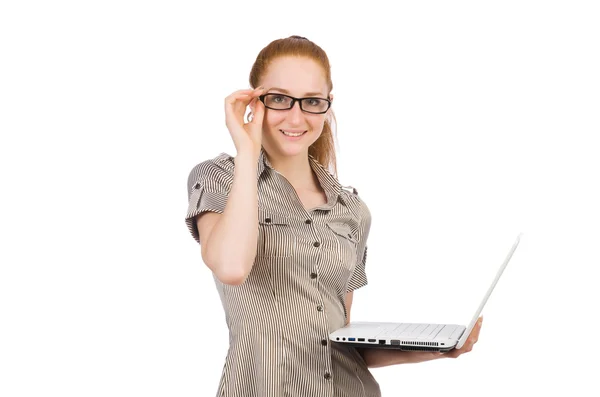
[360,347,445,368]
[346,292,484,368]
[196,151,259,286]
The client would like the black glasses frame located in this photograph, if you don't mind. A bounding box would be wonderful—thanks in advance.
[258,93,332,114]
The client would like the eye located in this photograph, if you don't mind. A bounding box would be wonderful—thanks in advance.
[304,98,326,108]
[268,95,293,105]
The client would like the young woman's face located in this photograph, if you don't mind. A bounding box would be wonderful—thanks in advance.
[256,56,332,158]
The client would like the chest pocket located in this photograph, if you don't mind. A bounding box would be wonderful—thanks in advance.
[257,211,297,257]
[326,222,358,269]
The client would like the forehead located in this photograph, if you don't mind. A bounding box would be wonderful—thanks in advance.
[262,56,328,96]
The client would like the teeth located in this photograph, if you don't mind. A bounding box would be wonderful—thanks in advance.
[281,130,305,137]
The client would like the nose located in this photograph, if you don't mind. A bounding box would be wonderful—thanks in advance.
[288,100,304,124]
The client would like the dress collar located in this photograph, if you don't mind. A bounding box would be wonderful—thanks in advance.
[256,147,345,208]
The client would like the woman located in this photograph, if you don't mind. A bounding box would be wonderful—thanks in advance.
[185,35,482,397]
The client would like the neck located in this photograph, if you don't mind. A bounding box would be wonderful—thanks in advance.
[267,150,318,190]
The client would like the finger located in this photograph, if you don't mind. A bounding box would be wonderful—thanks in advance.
[225,93,253,106]
[227,88,261,97]
[233,88,264,99]
[225,96,258,121]
[225,88,265,104]
[251,95,265,125]
[467,340,476,351]
[224,90,253,103]
[225,91,265,110]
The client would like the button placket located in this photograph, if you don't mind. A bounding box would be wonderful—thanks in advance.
[307,213,332,381]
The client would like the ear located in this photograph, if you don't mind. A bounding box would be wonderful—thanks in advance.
[326,93,334,118]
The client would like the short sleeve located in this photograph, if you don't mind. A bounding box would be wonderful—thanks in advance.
[347,200,371,292]
[184,154,234,245]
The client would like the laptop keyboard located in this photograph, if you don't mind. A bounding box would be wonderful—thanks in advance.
[378,323,447,339]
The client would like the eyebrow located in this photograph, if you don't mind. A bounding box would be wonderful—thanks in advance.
[267,87,325,97]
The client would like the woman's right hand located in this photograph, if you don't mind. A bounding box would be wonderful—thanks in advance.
[224,87,266,158]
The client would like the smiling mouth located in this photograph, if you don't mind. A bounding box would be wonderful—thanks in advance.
[280,129,307,137]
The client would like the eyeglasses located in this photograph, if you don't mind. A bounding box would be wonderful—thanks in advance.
[258,93,331,114]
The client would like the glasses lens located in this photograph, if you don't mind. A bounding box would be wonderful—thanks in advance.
[301,98,329,113]
[263,94,293,110]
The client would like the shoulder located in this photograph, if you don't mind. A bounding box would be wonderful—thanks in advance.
[186,152,235,194]
[340,185,371,224]
[188,152,235,177]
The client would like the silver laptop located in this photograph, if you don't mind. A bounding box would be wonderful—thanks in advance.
[329,233,522,353]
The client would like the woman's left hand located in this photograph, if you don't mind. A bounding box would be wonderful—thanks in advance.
[406,316,483,363]
[439,316,483,359]
[361,317,483,367]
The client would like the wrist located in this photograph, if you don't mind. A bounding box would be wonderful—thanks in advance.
[235,149,260,164]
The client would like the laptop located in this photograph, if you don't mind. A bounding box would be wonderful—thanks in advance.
[329,233,522,353]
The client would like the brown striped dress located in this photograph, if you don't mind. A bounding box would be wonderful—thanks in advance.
[185,148,381,397]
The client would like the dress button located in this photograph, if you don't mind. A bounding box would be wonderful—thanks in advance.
[313,241,320,247]
[264,218,271,223]
[324,372,331,380]
[305,219,312,224]
[321,339,328,346]
[317,305,323,312]
[310,272,317,279]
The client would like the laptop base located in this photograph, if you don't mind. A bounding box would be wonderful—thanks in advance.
[339,342,455,353]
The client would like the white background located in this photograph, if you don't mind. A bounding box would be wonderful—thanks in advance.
[1,1,599,396]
